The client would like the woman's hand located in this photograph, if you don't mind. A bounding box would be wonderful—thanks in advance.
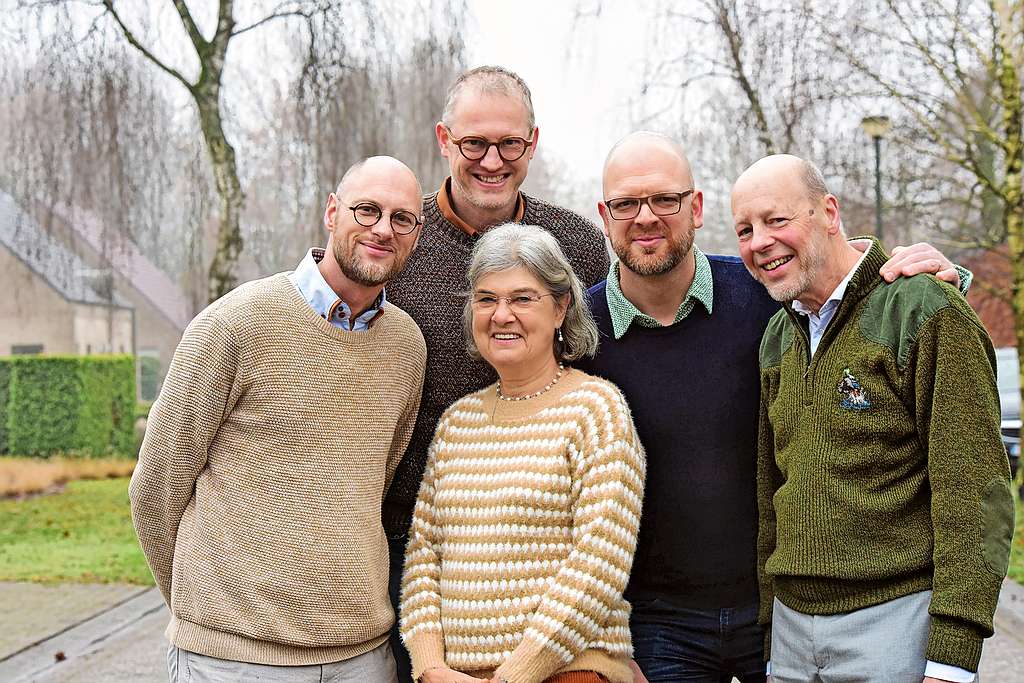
[629,659,650,683]
[420,665,487,682]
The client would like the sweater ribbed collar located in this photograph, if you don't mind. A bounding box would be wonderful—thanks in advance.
[478,367,589,424]
[782,236,888,327]
[277,273,400,345]
[435,177,525,236]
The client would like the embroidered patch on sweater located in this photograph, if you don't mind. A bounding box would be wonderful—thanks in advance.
[837,368,871,410]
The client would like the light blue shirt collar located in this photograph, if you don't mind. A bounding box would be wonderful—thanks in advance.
[287,248,385,331]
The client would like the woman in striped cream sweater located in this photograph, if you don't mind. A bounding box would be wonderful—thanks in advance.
[399,224,646,683]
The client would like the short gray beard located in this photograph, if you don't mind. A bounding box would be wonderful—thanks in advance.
[751,233,829,304]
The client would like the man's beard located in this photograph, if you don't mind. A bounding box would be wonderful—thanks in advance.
[752,234,828,303]
[334,238,402,286]
[613,226,694,277]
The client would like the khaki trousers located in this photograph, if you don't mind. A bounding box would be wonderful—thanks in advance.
[770,590,976,683]
[167,641,398,683]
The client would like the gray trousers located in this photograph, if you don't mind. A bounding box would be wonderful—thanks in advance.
[770,590,967,683]
[167,641,398,683]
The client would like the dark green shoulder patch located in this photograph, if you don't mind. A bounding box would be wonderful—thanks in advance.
[759,309,793,370]
[859,275,958,369]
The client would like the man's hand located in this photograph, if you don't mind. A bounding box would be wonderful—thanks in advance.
[880,243,960,288]
[421,666,485,682]
[629,659,650,683]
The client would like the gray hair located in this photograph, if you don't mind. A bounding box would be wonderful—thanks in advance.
[463,223,599,362]
[441,66,536,132]
[800,159,829,202]
[799,159,844,235]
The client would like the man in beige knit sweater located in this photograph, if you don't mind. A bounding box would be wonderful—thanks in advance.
[130,156,427,682]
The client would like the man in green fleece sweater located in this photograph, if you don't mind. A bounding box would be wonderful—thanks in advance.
[731,154,1013,683]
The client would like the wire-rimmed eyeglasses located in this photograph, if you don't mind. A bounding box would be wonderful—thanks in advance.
[348,202,421,235]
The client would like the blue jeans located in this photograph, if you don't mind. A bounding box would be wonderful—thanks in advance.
[387,532,414,683]
[630,597,766,683]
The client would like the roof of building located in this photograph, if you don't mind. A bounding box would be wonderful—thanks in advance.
[962,246,1015,348]
[0,190,131,309]
[50,205,192,331]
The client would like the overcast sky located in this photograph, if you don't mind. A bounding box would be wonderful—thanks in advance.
[465,1,651,206]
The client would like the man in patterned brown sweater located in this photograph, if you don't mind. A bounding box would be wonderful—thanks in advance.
[383,66,610,681]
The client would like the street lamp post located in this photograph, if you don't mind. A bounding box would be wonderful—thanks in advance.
[860,115,892,244]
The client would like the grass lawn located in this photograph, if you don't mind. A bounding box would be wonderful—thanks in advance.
[1010,490,1024,584]
[0,477,152,584]
[0,474,1022,588]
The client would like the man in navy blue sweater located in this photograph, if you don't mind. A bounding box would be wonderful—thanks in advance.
[575,132,967,683]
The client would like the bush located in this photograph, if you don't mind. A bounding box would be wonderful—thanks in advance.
[134,401,153,421]
[0,363,9,453]
[1,355,136,457]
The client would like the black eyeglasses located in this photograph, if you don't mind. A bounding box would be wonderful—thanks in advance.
[603,190,695,220]
[445,126,535,162]
[348,202,421,235]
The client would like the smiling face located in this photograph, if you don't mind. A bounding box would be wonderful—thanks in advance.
[599,138,703,277]
[324,159,422,287]
[731,157,840,305]
[437,90,537,226]
[471,266,567,377]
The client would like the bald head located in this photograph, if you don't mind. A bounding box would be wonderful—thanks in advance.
[598,131,704,279]
[336,156,422,200]
[602,131,694,195]
[732,154,828,203]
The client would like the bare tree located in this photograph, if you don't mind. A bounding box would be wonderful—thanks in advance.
[826,0,1023,421]
[240,6,465,274]
[8,0,466,301]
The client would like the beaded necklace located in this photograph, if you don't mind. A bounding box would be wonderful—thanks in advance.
[496,363,565,402]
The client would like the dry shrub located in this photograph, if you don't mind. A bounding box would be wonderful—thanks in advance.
[0,457,136,497]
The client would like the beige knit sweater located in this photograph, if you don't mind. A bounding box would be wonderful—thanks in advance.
[399,369,645,683]
[129,273,426,665]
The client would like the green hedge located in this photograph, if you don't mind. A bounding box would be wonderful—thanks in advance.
[0,362,10,453]
[1,355,135,457]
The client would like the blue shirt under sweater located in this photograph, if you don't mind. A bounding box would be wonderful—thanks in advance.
[576,255,780,609]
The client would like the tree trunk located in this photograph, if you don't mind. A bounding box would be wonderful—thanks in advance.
[194,89,244,302]
[996,0,1024,428]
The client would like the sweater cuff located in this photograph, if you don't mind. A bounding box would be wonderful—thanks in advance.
[926,615,984,672]
[404,631,447,682]
[493,636,566,683]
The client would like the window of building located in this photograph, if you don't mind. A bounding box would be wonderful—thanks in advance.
[138,350,161,402]
[11,344,43,355]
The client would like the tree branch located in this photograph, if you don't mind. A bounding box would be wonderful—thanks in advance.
[171,0,208,50]
[101,1,193,91]
[232,9,311,37]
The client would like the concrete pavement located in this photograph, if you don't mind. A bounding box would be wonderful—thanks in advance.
[1,580,1023,682]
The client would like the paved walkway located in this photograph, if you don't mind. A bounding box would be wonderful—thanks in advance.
[2,580,1024,681]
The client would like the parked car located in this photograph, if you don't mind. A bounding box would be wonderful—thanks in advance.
[996,347,1021,485]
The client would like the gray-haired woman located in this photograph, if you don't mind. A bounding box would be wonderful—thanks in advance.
[400,224,646,683]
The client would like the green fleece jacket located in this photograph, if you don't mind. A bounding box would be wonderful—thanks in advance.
[756,240,1013,672]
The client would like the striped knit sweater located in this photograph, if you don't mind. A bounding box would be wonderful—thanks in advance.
[130,273,426,665]
[384,189,611,538]
[399,369,645,683]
